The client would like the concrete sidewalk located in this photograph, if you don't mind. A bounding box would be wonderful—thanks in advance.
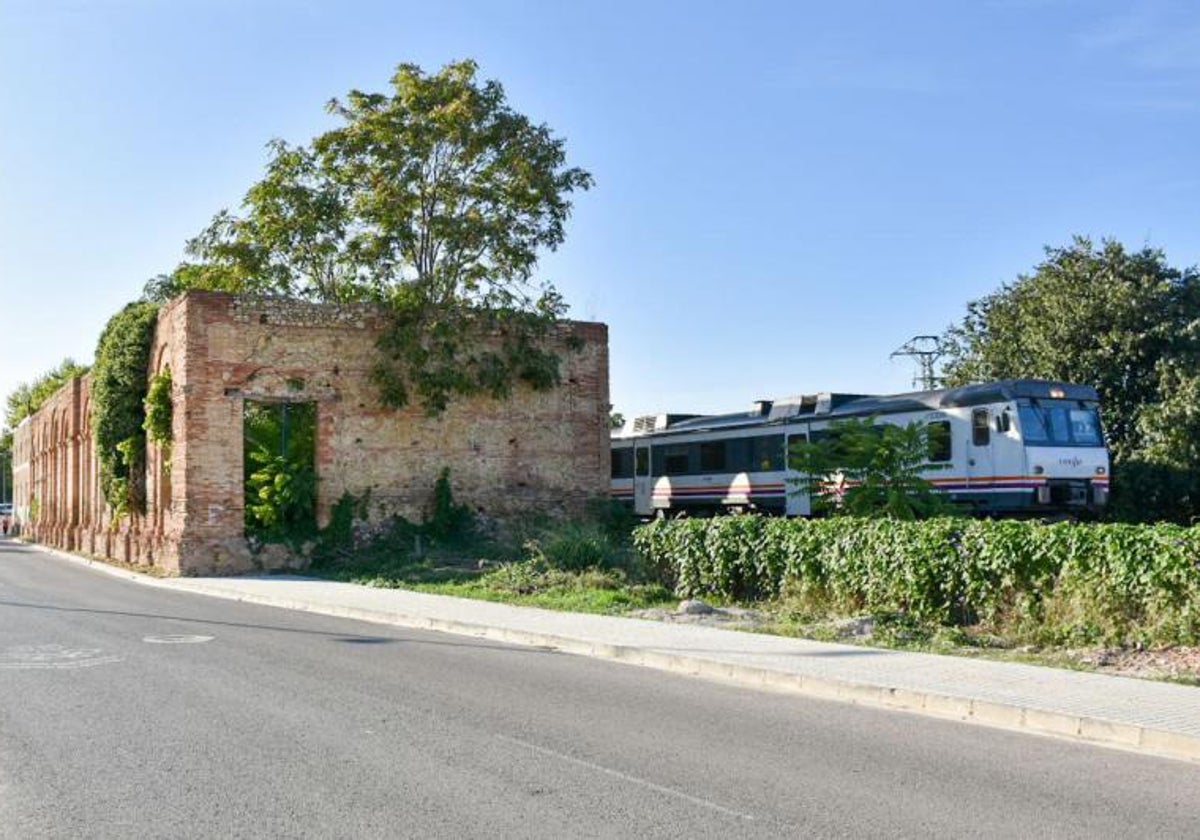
[30,542,1200,764]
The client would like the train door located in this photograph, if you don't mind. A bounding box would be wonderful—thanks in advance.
[966,408,994,498]
[633,443,653,516]
[785,432,811,516]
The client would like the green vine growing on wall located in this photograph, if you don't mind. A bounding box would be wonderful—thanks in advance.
[143,368,174,446]
[372,302,566,417]
[92,301,160,516]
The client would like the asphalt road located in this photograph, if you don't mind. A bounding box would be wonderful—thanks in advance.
[2,537,1199,839]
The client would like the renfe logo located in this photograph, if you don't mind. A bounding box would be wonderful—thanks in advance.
[1059,456,1083,468]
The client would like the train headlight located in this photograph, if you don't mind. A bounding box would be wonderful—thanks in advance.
[1032,465,1044,475]
[1095,466,1106,475]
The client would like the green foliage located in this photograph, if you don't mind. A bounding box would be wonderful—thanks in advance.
[179,59,592,415]
[309,480,644,611]
[940,237,1200,522]
[1106,460,1199,525]
[311,498,665,616]
[1138,355,1200,473]
[0,432,10,504]
[4,358,90,429]
[317,490,371,555]
[141,262,247,302]
[143,368,173,445]
[245,451,317,535]
[426,467,472,540]
[372,302,566,416]
[788,417,950,519]
[91,302,160,515]
[446,559,671,614]
[527,520,620,572]
[633,516,1200,646]
[243,402,318,538]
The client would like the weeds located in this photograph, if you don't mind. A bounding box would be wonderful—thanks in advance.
[306,472,663,615]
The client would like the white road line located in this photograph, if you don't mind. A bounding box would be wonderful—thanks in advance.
[495,733,757,822]
[0,644,122,670]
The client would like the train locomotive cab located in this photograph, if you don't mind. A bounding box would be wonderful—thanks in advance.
[1013,392,1108,511]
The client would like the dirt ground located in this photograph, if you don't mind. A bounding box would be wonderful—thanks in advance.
[1074,646,1200,684]
[631,600,1200,687]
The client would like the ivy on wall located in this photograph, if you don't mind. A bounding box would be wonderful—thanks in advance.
[372,304,566,416]
[91,301,160,517]
[143,368,174,446]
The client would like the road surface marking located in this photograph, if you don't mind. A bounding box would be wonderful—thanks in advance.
[142,634,215,644]
[0,644,122,670]
[495,733,756,822]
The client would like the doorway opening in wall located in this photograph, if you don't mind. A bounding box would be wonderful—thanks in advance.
[243,400,317,540]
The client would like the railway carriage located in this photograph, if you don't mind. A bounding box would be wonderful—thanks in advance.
[611,379,1109,517]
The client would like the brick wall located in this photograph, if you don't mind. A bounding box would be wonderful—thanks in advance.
[12,291,610,575]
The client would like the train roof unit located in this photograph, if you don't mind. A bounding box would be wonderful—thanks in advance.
[614,379,1100,439]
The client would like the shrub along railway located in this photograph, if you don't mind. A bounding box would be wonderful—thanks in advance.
[633,516,1200,648]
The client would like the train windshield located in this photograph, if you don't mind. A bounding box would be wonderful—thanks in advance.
[1016,399,1103,447]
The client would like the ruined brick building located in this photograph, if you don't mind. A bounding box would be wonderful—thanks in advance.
[11,291,609,575]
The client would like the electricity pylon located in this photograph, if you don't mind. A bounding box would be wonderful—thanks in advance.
[891,335,944,391]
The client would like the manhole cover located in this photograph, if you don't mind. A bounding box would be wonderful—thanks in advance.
[0,644,122,670]
[142,634,215,644]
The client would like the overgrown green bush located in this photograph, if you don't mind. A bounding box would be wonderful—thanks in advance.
[91,302,160,515]
[143,368,173,445]
[633,516,1200,646]
[243,401,318,539]
[1106,459,1200,525]
[426,467,472,541]
[245,451,318,535]
[529,520,619,572]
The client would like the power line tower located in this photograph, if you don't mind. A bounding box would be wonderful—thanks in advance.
[891,335,944,391]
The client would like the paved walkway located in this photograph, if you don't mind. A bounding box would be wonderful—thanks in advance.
[27,542,1200,764]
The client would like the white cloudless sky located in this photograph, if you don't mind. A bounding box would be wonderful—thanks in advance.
[1,0,1198,423]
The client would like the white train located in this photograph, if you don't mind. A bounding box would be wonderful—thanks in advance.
[611,379,1109,517]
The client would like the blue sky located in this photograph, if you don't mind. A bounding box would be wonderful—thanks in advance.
[2,0,1198,422]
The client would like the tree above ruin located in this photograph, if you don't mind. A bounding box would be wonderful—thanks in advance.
[156,59,594,414]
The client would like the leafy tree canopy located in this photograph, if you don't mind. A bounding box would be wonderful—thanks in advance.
[175,59,593,414]
[940,236,1200,465]
[4,358,91,430]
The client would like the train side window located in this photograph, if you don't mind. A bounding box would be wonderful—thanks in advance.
[750,434,785,472]
[611,449,634,479]
[662,444,690,476]
[927,420,952,462]
[699,440,726,472]
[635,448,649,477]
[972,409,991,447]
[726,437,751,472]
